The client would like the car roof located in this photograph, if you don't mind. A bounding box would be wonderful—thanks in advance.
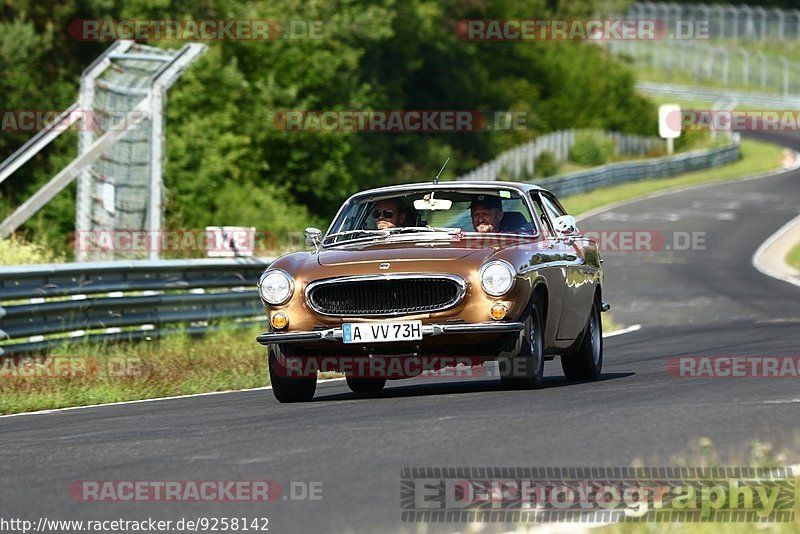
[352,181,546,198]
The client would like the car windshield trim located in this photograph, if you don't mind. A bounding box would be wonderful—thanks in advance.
[322,229,388,244]
[461,231,539,239]
[325,187,542,244]
[321,227,463,248]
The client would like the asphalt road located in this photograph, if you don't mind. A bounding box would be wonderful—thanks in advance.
[2,132,799,533]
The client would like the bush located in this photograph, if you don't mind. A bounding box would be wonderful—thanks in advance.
[0,235,63,266]
[535,151,559,177]
[569,132,615,166]
[674,129,710,152]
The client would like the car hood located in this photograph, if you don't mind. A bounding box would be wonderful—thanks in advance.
[316,236,529,267]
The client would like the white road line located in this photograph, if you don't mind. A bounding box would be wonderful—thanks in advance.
[752,212,800,289]
[0,378,348,419]
[576,166,790,223]
[603,324,642,338]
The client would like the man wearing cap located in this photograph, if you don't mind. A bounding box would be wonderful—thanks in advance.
[470,195,503,233]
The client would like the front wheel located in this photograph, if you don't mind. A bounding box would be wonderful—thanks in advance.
[500,297,545,390]
[268,345,317,403]
[561,298,602,381]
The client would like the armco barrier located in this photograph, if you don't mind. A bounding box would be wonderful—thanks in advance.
[0,258,272,355]
[536,141,741,197]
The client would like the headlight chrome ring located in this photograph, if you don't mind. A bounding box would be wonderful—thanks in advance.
[258,269,294,305]
[480,260,516,297]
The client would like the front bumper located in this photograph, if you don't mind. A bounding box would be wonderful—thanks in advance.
[256,321,524,346]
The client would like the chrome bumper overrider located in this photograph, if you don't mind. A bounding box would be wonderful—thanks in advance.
[256,322,524,346]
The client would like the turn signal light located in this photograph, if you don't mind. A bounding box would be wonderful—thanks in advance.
[490,303,507,321]
[271,312,289,329]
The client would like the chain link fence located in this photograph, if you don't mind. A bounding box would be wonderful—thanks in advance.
[628,2,800,41]
[76,42,206,262]
[617,3,800,97]
[75,46,173,259]
[611,40,800,96]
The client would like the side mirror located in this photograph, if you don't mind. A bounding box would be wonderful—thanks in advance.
[305,227,322,248]
[553,215,578,237]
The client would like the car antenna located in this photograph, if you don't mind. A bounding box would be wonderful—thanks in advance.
[433,157,450,185]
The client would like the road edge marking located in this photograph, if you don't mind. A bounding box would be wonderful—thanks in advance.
[0,378,348,419]
[752,212,800,289]
[576,166,788,223]
[603,324,642,338]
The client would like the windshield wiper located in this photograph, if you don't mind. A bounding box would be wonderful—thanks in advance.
[323,226,462,245]
[322,229,388,244]
[385,226,462,234]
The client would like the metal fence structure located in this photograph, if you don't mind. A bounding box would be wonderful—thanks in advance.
[635,81,800,110]
[628,2,800,41]
[611,39,800,96]
[535,140,740,198]
[616,3,800,98]
[457,129,663,182]
[0,258,270,356]
[0,41,206,262]
[76,42,206,262]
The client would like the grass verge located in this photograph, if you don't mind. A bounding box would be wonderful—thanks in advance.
[0,326,267,415]
[787,242,800,272]
[0,234,64,265]
[563,138,784,216]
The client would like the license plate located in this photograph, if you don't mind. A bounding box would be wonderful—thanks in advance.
[342,321,423,344]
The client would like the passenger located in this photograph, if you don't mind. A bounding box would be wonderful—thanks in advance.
[470,195,503,233]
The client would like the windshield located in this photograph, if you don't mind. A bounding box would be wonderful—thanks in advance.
[324,188,537,245]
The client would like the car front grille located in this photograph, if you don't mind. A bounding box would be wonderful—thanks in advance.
[306,276,464,317]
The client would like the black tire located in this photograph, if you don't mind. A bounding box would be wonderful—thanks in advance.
[268,345,317,403]
[500,296,545,390]
[561,298,603,381]
[345,376,387,394]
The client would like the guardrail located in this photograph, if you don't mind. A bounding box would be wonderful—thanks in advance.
[535,141,741,197]
[0,258,272,356]
[636,81,800,109]
[456,129,663,182]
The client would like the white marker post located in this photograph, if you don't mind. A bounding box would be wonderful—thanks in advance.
[658,104,681,155]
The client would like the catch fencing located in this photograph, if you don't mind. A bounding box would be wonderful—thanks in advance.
[612,40,800,97]
[628,2,800,41]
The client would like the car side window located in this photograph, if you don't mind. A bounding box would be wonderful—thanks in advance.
[540,194,566,224]
[530,194,555,236]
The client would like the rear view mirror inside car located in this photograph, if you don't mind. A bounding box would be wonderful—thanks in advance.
[414,197,453,211]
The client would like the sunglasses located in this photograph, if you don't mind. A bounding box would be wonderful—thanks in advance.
[371,209,395,219]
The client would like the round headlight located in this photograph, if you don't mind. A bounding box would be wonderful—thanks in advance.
[480,261,515,297]
[259,270,294,305]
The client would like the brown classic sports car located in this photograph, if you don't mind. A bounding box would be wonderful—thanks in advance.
[257,181,609,402]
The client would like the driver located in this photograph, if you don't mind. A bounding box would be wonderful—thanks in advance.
[372,199,407,230]
[470,195,503,233]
